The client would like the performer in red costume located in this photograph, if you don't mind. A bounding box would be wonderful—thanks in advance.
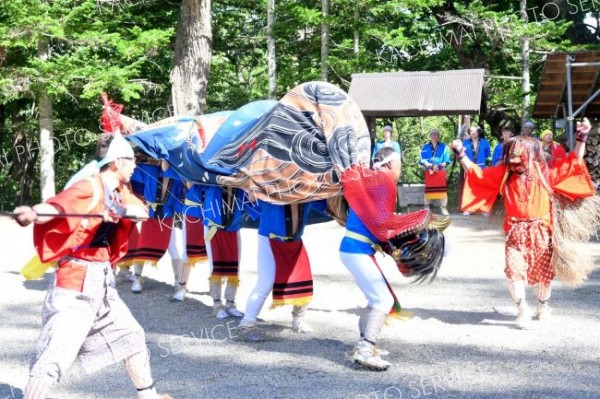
[13,134,172,399]
[451,118,596,329]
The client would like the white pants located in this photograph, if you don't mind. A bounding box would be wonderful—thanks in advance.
[339,252,394,314]
[168,220,186,261]
[243,235,276,322]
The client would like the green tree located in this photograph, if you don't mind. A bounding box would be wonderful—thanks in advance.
[2,0,598,210]
[208,0,270,110]
[0,0,176,207]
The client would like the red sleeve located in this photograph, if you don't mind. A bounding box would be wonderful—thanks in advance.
[46,179,96,231]
[461,165,506,213]
[550,153,595,201]
[33,179,96,263]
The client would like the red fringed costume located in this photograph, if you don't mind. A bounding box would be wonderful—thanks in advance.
[185,216,208,266]
[461,153,595,285]
[270,238,313,308]
[208,229,240,285]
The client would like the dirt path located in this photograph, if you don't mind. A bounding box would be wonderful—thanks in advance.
[1,215,599,399]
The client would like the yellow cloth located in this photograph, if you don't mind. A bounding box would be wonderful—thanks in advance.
[268,233,295,241]
[424,192,448,200]
[21,255,53,280]
[184,198,202,206]
[147,201,164,211]
[205,221,225,242]
[344,231,384,253]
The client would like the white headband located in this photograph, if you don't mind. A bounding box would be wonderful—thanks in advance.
[97,132,134,168]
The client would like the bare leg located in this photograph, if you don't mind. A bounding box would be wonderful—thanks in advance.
[125,349,171,399]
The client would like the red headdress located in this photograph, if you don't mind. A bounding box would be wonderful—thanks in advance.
[341,164,448,283]
[341,165,431,242]
[100,93,125,134]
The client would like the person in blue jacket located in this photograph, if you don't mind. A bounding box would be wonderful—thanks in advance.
[463,126,491,168]
[372,125,401,159]
[419,129,452,215]
[491,127,514,166]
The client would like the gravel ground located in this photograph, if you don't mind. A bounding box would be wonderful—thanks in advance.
[1,214,599,399]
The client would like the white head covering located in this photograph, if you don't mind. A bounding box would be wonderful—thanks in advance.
[383,125,393,131]
[524,121,535,128]
[97,133,134,168]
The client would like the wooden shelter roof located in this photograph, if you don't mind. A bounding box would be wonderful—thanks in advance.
[533,51,600,119]
[348,69,485,117]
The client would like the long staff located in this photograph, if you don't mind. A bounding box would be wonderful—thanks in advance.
[0,211,146,220]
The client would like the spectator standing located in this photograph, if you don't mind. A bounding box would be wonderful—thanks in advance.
[419,129,451,215]
[492,128,515,166]
[372,125,401,159]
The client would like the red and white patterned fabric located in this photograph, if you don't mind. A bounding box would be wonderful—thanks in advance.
[505,218,553,285]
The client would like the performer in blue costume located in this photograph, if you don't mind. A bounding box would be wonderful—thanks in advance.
[121,161,188,301]
[182,183,208,266]
[202,185,258,318]
[462,125,491,168]
[238,200,328,335]
[372,125,401,159]
[340,147,402,371]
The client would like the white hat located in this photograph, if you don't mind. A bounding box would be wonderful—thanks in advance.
[524,121,535,128]
[97,133,134,168]
[383,125,393,131]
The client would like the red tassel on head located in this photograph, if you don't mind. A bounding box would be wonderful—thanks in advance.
[197,122,206,149]
[100,93,124,134]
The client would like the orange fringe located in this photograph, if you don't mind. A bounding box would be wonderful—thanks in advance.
[269,296,312,309]
[186,255,208,268]
[208,275,240,287]
[117,259,160,270]
[387,309,414,322]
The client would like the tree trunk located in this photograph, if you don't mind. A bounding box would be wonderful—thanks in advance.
[267,0,277,100]
[520,0,530,125]
[170,0,212,116]
[320,0,329,82]
[38,40,55,201]
[11,128,37,206]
